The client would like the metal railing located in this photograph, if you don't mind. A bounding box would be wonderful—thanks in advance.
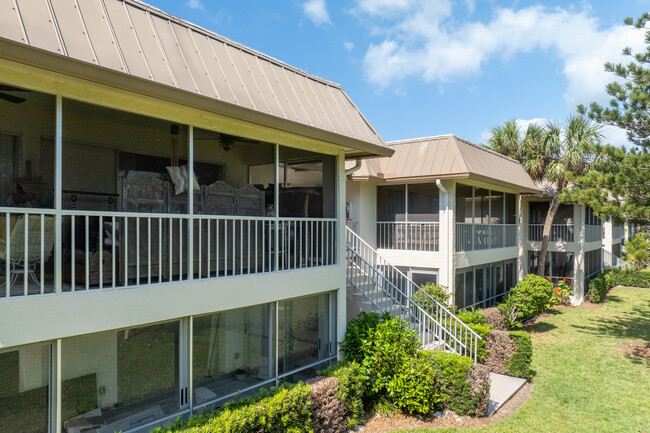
[585,224,602,243]
[376,221,439,251]
[613,225,625,240]
[346,227,480,361]
[0,207,336,298]
[528,224,574,242]
[602,249,632,271]
[346,220,358,234]
[455,223,517,252]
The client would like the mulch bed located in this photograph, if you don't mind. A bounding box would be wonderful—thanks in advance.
[357,383,534,432]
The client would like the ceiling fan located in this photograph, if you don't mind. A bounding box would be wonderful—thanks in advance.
[194,132,258,152]
[0,85,29,104]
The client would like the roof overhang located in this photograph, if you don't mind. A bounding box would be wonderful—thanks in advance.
[0,38,392,158]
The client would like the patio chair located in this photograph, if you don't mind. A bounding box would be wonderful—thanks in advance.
[0,215,55,288]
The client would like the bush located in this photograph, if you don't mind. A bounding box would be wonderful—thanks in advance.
[157,383,312,433]
[341,312,389,363]
[359,317,421,396]
[318,362,365,429]
[387,352,439,414]
[455,308,486,325]
[586,268,650,302]
[468,323,492,363]
[423,351,490,417]
[307,376,347,433]
[507,331,533,380]
[414,282,454,310]
[499,274,554,328]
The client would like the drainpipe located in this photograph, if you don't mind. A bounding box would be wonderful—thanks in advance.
[345,158,362,176]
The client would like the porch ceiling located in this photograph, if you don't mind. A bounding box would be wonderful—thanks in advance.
[0,0,390,158]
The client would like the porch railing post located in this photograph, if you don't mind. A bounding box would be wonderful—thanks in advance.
[55,95,63,294]
[188,125,194,281]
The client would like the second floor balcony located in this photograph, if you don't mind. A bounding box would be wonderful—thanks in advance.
[455,223,517,252]
[376,221,439,251]
[528,224,575,242]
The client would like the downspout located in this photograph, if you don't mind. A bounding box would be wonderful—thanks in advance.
[345,158,362,176]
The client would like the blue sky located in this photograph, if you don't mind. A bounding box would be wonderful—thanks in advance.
[146,0,649,147]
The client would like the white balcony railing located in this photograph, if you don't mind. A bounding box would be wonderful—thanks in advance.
[376,222,439,251]
[528,224,574,242]
[455,223,517,252]
[0,208,336,299]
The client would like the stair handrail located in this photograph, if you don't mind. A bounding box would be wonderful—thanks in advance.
[602,248,633,270]
[346,246,471,354]
[345,227,481,359]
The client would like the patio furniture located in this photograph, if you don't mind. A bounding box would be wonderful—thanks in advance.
[0,215,55,287]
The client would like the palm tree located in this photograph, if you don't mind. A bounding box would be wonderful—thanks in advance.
[488,116,603,276]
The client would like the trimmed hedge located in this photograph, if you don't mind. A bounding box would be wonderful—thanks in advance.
[318,362,365,429]
[422,351,491,417]
[156,383,312,433]
[507,331,533,380]
[587,269,650,303]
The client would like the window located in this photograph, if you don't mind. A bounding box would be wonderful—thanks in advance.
[528,251,574,280]
[61,321,181,433]
[377,185,406,221]
[0,344,50,433]
[407,183,439,222]
[456,259,517,309]
[455,184,474,223]
[505,193,517,224]
[409,269,438,287]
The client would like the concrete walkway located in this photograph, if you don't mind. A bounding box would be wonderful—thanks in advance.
[487,373,527,417]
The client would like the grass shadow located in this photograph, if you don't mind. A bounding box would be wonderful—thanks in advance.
[529,322,557,334]
[570,298,650,341]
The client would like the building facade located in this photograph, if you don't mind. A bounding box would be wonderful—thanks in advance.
[0,1,390,432]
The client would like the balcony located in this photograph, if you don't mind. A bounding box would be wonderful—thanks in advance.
[0,86,338,300]
[0,208,336,298]
[376,221,439,251]
[585,224,602,243]
[528,224,574,242]
[455,223,517,252]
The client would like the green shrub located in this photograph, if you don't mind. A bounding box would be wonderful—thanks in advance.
[422,351,490,416]
[586,268,650,303]
[359,317,421,396]
[156,383,312,433]
[318,362,365,429]
[387,352,439,414]
[507,331,533,380]
[468,323,492,363]
[455,308,486,325]
[341,312,389,363]
[414,282,454,310]
[499,274,554,328]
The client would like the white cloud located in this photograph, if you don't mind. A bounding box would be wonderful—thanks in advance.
[303,0,332,26]
[344,41,355,51]
[358,3,646,108]
[479,118,633,148]
[186,0,205,11]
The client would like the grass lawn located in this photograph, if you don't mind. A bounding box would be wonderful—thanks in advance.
[398,287,650,433]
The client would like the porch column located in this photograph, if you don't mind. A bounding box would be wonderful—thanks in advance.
[55,96,63,294]
[574,205,586,303]
[188,126,194,280]
[336,152,346,359]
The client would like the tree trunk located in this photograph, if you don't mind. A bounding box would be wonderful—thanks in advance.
[536,185,564,277]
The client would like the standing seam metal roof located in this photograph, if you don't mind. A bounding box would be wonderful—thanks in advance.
[349,135,539,193]
[0,0,385,149]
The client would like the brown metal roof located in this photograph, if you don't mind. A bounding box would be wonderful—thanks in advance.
[349,135,539,193]
[0,0,388,155]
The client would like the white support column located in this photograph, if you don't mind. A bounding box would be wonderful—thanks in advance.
[188,126,194,280]
[574,205,586,304]
[274,144,279,272]
[52,339,62,433]
[603,220,613,253]
[336,152,346,360]
[55,96,63,294]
